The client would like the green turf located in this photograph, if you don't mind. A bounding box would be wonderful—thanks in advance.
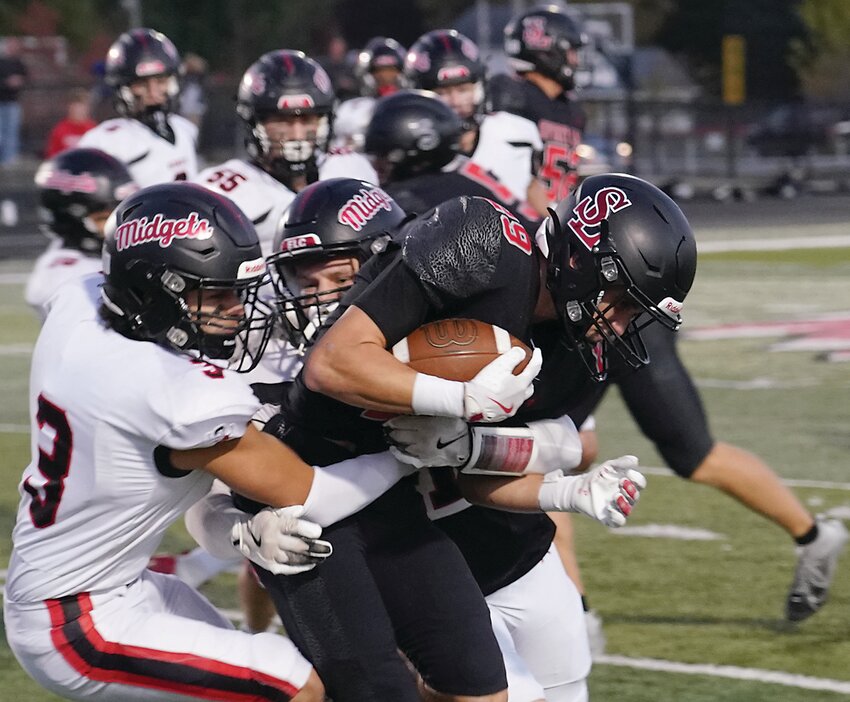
[1,248,849,700]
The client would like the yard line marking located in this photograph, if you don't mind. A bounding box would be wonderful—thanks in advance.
[0,272,29,284]
[0,343,33,356]
[0,423,28,433]
[699,234,850,253]
[641,465,850,492]
[595,654,850,694]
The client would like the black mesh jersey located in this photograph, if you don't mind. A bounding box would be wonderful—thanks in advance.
[282,199,541,464]
[488,73,586,202]
[385,158,542,233]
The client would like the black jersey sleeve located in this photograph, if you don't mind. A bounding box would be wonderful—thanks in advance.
[354,253,435,348]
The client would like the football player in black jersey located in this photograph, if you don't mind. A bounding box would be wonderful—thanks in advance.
[491,4,589,215]
[364,89,541,227]
[244,175,693,702]
[566,317,849,623]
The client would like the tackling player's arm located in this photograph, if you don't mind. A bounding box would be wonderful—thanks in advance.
[171,423,413,527]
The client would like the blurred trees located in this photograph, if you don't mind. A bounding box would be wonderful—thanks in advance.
[1,0,846,104]
[791,0,850,100]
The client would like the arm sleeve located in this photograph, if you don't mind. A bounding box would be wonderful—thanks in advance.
[184,480,244,560]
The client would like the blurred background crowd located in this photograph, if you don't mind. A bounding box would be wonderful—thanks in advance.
[1,0,850,204]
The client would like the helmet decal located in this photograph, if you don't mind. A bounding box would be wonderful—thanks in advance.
[337,187,396,231]
[522,17,554,50]
[277,94,315,109]
[39,170,99,194]
[136,59,166,77]
[280,233,322,252]
[567,187,632,250]
[437,65,471,82]
[313,66,333,94]
[114,212,213,252]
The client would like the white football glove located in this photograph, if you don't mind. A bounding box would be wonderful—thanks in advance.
[463,346,542,423]
[385,415,471,469]
[537,455,646,527]
[230,505,333,575]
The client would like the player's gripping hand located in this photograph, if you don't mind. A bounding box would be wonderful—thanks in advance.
[385,415,471,469]
[230,505,333,575]
[463,346,542,422]
[537,455,646,527]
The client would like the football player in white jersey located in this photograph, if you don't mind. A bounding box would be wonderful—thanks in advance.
[404,29,546,211]
[169,50,378,591]
[3,182,417,702]
[78,28,198,186]
[196,50,377,257]
[201,177,409,634]
[25,147,137,320]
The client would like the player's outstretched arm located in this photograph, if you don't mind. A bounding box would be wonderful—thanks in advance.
[459,456,646,528]
[172,425,414,527]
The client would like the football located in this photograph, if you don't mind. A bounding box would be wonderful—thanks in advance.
[391,318,533,382]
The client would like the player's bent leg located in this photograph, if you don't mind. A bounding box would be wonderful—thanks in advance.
[486,544,591,699]
[4,570,317,702]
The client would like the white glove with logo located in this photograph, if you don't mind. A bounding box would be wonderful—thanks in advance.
[385,415,471,469]
[230,505,333,575]
[537,455,646,527]
[463,346,542,422]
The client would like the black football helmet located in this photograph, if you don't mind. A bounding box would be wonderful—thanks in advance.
[364,90,463,184]
[236,50,335,187]
[269,177,407,349]
[35,148,137,254]
[105,28,182,132]
[101,182,272,370]
[543,173,697,381]
[405,29,486,127]
[504,5,588,90]
[355,37,408,97]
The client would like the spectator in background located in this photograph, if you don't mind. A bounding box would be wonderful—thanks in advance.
[44,88,96,158]
[179,52,208,131]
[317,33,358,102]
[0,37,27,227]
[0,37,27,166]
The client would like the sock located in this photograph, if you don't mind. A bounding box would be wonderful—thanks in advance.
[795,523,819,546]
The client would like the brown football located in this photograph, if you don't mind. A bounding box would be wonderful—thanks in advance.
[391,318,533,382]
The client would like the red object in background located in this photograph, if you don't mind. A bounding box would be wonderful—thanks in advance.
[44,118,96,158]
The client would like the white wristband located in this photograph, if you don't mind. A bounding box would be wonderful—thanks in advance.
[537,470,580,512]
[411,373,465,417]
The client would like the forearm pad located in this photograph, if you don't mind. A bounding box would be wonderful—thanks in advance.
[460,414,582,476]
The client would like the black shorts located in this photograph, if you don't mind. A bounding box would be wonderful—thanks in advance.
[256,478,507,701]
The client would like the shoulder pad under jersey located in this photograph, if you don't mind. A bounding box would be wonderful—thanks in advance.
[402,196,508,299]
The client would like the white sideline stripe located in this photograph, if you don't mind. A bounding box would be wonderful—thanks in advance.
[2,584,845,695]
[640,465,850,492]
[0,343,33,356]
[699,234,850,253]
[595,654,850,694]
[0,272,29,284]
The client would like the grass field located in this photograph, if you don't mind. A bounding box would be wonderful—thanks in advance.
[1,243,849,701]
